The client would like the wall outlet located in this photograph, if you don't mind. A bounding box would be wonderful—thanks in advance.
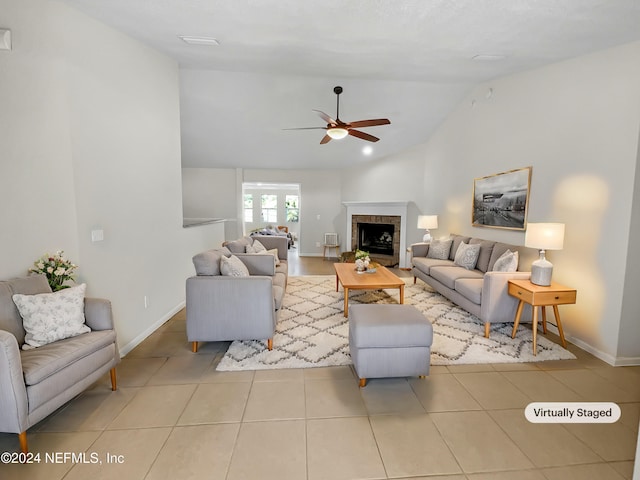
[144,296,149,309]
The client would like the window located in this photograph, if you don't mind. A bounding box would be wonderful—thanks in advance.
[243,194,253,222]
[286,195,299,223]
[261,194,278,223]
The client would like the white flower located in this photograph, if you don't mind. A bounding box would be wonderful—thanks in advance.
[54,267,66,276]
[47,266,54,273]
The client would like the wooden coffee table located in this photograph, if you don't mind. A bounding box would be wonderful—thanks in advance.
[334,263,405,317]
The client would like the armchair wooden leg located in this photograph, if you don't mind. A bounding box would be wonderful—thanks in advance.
[191,341,198,353]
[413,276,417,284]
[267,338,273,351]
[110,367,117,391]
[359,378,367,388]
[19,431,28,453]
[484,322,490,338]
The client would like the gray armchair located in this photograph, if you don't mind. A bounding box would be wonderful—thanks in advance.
[0,275,119,452]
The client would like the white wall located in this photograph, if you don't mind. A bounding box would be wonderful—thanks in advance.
[0,0,223,355]
[344,41,640,364]
[182,167,237,220]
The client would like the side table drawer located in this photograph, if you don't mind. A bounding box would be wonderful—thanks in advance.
[532,290,576,305]
[508,282,534,303]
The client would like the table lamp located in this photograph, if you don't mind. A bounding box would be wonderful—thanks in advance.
[525,223,565,286]
[417,215,438,242]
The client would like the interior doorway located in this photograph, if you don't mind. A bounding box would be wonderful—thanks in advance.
[242,182,301,248]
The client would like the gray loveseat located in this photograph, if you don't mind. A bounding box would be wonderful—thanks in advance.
[412,234,537,338]
[186,235,288,352]
[0,275,119,452]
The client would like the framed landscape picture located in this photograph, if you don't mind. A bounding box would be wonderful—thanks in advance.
[472,167,532,230]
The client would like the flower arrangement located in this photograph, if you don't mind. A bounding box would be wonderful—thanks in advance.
[29,250,78,291]
[354,249,371,272]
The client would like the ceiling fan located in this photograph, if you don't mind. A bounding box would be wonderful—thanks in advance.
[285,86,391,144]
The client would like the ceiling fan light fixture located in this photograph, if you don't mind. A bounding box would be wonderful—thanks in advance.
[327,127,348,140]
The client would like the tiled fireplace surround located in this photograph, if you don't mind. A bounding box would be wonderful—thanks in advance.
[343,201,409,268]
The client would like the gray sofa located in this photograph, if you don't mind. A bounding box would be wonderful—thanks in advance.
[186,235,288,352]
[411,234,537,337]
[0,275,119,452]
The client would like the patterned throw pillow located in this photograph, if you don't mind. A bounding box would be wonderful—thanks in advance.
[220,255,250,277]
[245,239,267,254]
[454,242,481,270]
[12,283,90,350]
[426,239,453,260]
[492,249,519,272]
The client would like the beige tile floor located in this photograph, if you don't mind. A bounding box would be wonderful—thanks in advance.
[1,254,639,479]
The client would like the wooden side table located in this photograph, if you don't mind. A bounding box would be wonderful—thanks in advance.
[508,279,577,355]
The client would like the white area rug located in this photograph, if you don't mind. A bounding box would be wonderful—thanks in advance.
[216,275,576,371]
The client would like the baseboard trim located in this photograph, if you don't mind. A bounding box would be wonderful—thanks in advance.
[118,301,185,358]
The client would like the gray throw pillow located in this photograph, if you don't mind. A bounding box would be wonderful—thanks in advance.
[426,239,453,260]
[220,255,250,277]
[454,242,481,270]
[492,249,519,272]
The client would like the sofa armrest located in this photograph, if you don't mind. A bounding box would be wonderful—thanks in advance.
[0,330,28,434]
[234,253,276,276]
[84,298,115,331]
[252,235,289,261]
[411,243,430,258]
[480,271,532,323]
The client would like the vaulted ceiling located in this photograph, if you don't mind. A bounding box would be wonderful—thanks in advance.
[61,0,640,169]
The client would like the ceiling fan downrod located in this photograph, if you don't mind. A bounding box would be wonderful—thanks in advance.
[334,86,343,122]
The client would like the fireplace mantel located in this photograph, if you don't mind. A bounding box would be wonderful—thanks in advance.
[342,201,409,268]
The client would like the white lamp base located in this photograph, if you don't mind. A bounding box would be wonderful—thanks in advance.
[530,250,553,286]
[423,230,432,243]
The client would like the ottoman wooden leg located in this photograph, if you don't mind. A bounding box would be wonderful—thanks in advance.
[359,378,367,388]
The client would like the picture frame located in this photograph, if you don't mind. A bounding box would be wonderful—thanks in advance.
[472,166,532,230]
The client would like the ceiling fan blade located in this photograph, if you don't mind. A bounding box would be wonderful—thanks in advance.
[313,110,337,125]
[348,118,391,128]
[348,129,380,142]
[320,134,332,144]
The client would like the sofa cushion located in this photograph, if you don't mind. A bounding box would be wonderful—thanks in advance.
[273,285,285,310]
[13,284,91,350]
[488,242,520,271]
[455,278,483,305]
[412,257,455,276]
[20,329,116,386]
[225,237,252,254]
[349,304,433,348]
[492,249,519,272]
[220,255,250,277]
[427,239,453,260]
[454,242,481,270]
[430,265,483,289]
[449,235,471,261]
[469,239,496,273]
[192,247,231,276]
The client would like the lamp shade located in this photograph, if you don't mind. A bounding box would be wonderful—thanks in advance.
[417,215,438,230]
[525,223,565,250]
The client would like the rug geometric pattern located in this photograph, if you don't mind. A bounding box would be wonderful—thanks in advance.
[216,275,576,371]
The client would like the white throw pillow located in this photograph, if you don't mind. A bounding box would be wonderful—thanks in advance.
[245,239,267,254]
[492,249,519,272]
[220,255,250,277]
[454,242,481,270]
[267,248,281,266]
[12,283,90,350]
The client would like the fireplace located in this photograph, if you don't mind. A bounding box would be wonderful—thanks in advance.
[343,201,409,268]
[358,223,395,255]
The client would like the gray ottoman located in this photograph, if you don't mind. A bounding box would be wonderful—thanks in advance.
[349,304,433,387]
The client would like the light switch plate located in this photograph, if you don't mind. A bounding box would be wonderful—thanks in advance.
[91,229,104,242]
[0,30,11,51]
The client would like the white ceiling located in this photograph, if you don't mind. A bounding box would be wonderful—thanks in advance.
[60,0,640,170]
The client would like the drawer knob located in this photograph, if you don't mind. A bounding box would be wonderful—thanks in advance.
[555,296,559,300]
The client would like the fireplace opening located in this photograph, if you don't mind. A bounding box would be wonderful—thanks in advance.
[358,223,395,255]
